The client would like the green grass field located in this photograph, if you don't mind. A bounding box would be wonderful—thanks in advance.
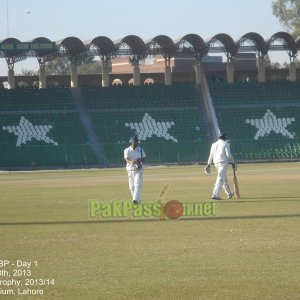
[1,163,300,300]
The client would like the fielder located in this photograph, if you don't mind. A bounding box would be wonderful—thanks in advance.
[124,136,146,204]
[205,133,235,200]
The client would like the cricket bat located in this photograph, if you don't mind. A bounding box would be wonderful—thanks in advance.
[156,183,170,220]
[233,169,240,199]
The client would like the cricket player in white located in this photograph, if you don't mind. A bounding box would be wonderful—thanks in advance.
[205,133,235,200]
[124,136,146,204]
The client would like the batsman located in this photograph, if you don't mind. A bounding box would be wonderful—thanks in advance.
[204,132,236,200]
[124,136,146,204]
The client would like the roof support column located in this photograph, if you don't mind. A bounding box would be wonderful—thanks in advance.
[194,60,204,86]
[164,58,172,86]
[132,65,141,86]
[289,61,297,82]
[7,69,15,90]
[226,58,234,84]
[102,61,110,87]
[39,65,47,89]
[256,57,266,83]
[70,62,78,88]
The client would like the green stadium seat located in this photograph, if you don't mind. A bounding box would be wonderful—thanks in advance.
[208,80,300,160]
[0,84,209,167]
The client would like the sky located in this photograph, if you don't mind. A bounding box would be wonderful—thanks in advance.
[0,0,290,76]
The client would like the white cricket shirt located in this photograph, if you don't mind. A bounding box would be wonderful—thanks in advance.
[124,146,146,171]
[207,139,233,165]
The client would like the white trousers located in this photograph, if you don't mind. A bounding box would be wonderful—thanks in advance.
[213,163,232,198]
[127,170,144,203]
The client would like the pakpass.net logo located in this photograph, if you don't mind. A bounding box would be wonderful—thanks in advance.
[89,196,218,221]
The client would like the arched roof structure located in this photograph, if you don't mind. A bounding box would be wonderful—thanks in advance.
[57,37,86,62]
[266,31,298,58]
[0,38,28,67]
[88,36,116,61]
[31,37,58,64]
[115,35,147,64]
[207,33,237,59]
[296,37,300,50]
[175,34,209,59]
[0,32,299,66]
[236,32,268,57]
[115,35,146,56]
[147,35,176,59]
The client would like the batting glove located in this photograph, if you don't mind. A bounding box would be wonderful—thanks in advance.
[204,164,211,175]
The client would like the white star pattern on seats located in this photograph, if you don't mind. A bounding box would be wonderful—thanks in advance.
[125,113,178,142]
[246,109,295,140]
[2,116,58,147]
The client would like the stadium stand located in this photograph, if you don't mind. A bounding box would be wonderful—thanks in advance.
[1,79,299,169]
[208,80,300,160]
[0,83,208,168]
[0,88,90,168]
[83,83,199,109]
[0,87,75,111]
[83,83,208,165]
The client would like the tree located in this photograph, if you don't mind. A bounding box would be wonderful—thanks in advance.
[272,0,300,37]
[45,57,70,75]
[45,56,102,75]
[264,54,282,69]
[283,58,300,68]
[77,60,102,74]
[17,69,38,76]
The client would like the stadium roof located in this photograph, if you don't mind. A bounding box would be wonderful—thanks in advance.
[175,34,209,60]
[236,32,268,58]
[114,35,147,62]
[206,33,237,59]
[0,32,299,63]
[30,37,58,64]
[87,36,116,62]
[266,32,298,58]
[0,38,28,67]
[146,35,176,59]
[57,37,86,62]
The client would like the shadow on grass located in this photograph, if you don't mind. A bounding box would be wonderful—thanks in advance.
[1,213,300,226]
[216,196,300,204]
